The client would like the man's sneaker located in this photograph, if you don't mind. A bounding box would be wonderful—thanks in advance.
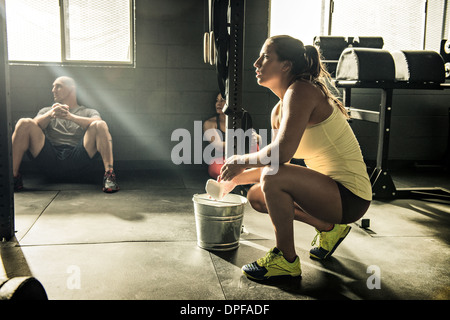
[14,174,23,192]
[242,247,302,280]
[103,170,120,193]
[310,224,351,260]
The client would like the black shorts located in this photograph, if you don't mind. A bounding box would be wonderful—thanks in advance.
[28,137,99,178]
[336,181,371,224]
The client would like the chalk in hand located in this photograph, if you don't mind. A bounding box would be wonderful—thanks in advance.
[205,179,225,200]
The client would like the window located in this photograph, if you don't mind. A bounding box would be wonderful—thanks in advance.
[331,0,425,51]
[270,0,449,52]
[424,0,450,51]
[269,0,324,45]
[5,0,134,65]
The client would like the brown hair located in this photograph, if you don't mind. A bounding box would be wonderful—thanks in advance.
[267,35,349,118]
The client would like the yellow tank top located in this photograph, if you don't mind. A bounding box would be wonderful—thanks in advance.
[274,103,372,201]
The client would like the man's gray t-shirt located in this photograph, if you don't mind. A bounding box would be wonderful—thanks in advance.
[37,105,101,147]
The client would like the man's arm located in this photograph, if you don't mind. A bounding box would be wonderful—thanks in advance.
[66,113,101,130]
[34,108,55,130]
[41,104,101,130]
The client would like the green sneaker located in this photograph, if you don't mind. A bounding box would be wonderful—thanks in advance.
[310,224,351,260]
[242,247,302,280]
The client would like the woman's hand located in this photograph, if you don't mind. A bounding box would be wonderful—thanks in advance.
[219,155,246,182]
[217,178,237,199]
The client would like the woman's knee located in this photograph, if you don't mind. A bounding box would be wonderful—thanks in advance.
[247,184,268,213]
[260,164,285,194]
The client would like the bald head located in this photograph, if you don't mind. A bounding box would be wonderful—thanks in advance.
[56,76,76,88]
[52,76,78,106]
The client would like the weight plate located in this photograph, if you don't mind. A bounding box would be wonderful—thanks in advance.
[203,32,210,64]
[209,31,216,66]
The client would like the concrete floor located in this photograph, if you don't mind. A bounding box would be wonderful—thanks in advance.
[1,165,449,302]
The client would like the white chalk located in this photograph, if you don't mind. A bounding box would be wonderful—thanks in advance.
[205,179,225,200]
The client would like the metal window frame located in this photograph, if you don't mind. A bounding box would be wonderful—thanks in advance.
[0,0,14,241]
[7,0,136,67]
[328,0,449,50]
[270,0,448,51]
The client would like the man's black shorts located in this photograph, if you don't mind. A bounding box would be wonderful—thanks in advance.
[28,137,99,178]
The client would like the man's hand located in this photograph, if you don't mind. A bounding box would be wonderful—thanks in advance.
[51,103,70,119]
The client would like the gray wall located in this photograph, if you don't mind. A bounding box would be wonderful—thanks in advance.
[8,0,450,170]
[347,88,449,164]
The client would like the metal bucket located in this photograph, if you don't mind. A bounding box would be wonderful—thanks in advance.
[192,193,247,251]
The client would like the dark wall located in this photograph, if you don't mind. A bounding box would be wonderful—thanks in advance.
[9,0,271,169]
[347,87,449,163]
[8,0,450,169]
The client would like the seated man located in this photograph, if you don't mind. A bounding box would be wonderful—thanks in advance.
[12,76,119,193]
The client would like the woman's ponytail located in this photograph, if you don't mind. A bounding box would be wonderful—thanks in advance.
[304,45,320,79]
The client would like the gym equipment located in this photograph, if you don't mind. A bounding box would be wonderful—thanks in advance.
[314,36,348,77]
[203,32,210,64]
[335,47,450,200]
[391,50,446,83]
[0,276,48,300]
[204,0,246,159]
[211,0,229,100]
[440,39,450,78]
[209,31,216,66]
[336,48,395,82]
[351,36,384,49]
[314,36,384,77]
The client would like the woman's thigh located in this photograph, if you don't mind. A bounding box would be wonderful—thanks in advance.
[261,163,343,224]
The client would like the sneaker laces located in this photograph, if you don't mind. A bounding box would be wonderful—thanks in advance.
[105,170,116,181]
[257,249,280,266]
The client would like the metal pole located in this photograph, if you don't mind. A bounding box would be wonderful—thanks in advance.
[442,0,449,40]
[423,0,429,50]
[376,88,393,173]
[224,0,245,159]
[0,0,15,241]
[370,88,396,199]
[327,0,334,35]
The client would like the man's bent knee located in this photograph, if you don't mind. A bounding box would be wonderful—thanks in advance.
[88,120,108,131]
[15,118,39,131]
[86,120,111,138]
